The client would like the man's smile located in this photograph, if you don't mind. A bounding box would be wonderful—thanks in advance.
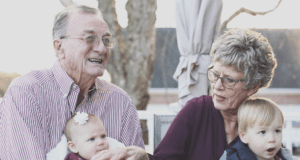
[88,58,103,64]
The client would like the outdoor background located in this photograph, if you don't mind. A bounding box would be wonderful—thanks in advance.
[0,0,300,156]
[0,0,299,76]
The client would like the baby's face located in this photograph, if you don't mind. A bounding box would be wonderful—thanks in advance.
[240,112,283,160]
[72,119,109,160]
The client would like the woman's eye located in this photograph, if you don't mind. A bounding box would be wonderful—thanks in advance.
[225,77,235,83]
[212,73,219,80]
[89,138,95,141]
[259,131,266,135]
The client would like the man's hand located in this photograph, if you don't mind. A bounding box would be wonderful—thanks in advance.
[91,146,149,160]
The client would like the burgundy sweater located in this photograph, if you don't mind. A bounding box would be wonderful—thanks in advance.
[148,95,238,160]
[64,153,82,160]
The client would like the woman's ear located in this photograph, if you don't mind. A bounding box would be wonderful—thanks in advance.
[240,131,248,144]
[67,141,79,153]
[53,38,65,60]
[247,83,260,97]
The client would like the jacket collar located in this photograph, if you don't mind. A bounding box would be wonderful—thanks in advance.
[227,138,287,160]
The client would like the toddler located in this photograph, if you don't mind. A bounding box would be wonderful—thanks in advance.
[220,98,297,160]
[64,112,109,160]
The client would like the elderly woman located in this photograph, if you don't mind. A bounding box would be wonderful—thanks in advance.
[95,29,277,160]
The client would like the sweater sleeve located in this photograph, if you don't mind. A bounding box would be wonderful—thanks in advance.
[64,153,80,160]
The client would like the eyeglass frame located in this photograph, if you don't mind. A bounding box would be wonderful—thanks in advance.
[207,68,245,89]
[60,34,116,48]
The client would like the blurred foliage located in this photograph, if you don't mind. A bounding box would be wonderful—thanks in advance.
[0,72,21,97]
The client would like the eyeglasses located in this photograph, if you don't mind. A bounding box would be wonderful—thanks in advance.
[207,69,245,89]
[60,34,116,48]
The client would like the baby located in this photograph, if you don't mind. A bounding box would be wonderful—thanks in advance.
[64,112,109,160]
[220,98,297,160]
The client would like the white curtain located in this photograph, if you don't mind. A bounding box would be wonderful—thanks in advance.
[173,0,223,107]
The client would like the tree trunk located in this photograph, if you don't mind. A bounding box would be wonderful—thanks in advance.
[97,0,157,145]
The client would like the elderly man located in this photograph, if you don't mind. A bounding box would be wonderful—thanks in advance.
[0,5,144,159]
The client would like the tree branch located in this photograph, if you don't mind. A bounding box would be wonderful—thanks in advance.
[220,0,283,34]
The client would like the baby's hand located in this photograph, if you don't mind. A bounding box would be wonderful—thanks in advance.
[90,147,127,160]
[90,146,148,160]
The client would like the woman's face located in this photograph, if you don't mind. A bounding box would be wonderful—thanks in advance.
[211,62,258,112]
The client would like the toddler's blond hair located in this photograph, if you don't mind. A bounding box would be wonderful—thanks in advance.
[238,98,284,134]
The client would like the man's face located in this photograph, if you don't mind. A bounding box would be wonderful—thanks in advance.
[72,119,109,160]
[60,12,111,79]
[240,112,283,160]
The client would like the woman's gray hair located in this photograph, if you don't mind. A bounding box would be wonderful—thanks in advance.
[52,5,103,39]
[210,29,277,90]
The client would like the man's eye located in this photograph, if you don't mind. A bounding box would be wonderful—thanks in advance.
[102,37,110,46]
[101,135,106,139]
[89,138,95,141]
[85,35,95,43]
[259,131,266,135]
[275,129,281,133]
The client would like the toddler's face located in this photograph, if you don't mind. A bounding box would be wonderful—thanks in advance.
[72,119,109,160]
[240,112,283,160]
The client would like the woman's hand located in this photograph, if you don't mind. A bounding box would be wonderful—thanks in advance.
[91,146,149,160]
[126,146,149,160]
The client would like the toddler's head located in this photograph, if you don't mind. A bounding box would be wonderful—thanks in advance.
[238,98,284,160]
[64,112,109,160]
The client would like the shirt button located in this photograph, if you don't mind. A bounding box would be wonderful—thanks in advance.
[73,85,77,89]
[63,94,68,99]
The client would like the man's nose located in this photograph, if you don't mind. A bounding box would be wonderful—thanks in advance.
[93,40,107,54]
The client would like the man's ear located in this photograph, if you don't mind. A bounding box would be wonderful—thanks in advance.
[240,131,248,144]
[53,38,65,60]
[247,83,260,97]
[67,141,79,153]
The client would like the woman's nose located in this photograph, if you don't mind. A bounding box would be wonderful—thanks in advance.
[214,78,225,90]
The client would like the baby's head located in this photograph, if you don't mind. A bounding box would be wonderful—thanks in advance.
[64,112,109,160]
[238,98,284,160]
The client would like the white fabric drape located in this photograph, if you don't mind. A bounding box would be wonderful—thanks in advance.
[173,0,223,107]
